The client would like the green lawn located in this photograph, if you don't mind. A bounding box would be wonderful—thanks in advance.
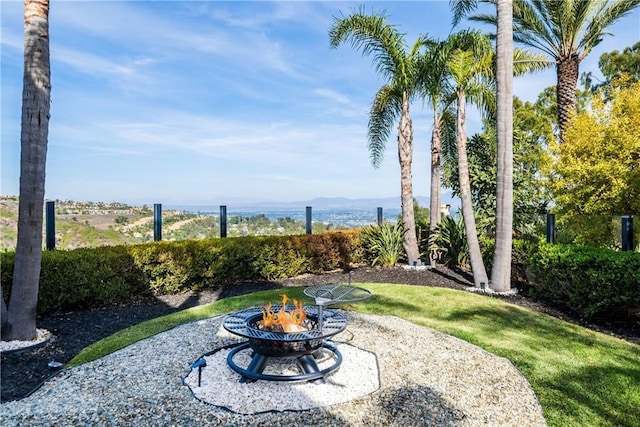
[70,284,640,427]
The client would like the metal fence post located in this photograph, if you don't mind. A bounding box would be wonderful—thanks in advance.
[153,204,162,241]
[45,201,55,250]
[306,206,312,234]
[220,205,227,238]
[377,207,383,225]
[622,215,634,251]
[546,213,556,244]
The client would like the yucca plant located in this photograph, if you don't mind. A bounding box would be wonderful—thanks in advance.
[433,215,469,268]
[360,222,405,267]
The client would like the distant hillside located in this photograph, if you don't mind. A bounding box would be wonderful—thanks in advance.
[0,196,347,250]
[1,194,460,250]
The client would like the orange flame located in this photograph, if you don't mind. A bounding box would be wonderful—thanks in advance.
[260,294,307,332]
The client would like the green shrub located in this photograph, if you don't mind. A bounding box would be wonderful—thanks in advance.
[529,243,640,319]
[293,231,363,272]
[1,231,365,314]
[360,222,405,267]
[252,237,307,280]
[433,215,468,268]
[7,246,147,313]
[511,237,540,283]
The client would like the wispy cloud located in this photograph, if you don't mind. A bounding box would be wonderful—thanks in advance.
[314,88,351,104]
[2,1,638,204]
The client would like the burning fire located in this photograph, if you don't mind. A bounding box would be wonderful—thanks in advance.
[259,294,308,333]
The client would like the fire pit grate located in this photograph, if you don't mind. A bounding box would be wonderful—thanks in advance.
[223,305,347,341]
[303,284,372,305]
[223,305,348,383]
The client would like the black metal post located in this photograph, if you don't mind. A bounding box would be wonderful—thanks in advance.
[153,204,162,241]
[622,216,634,251]
[45,201,55,250]
[220,205,227,238]
[546,213,556,244]
[377,207,383,225]
[306,206,312,234]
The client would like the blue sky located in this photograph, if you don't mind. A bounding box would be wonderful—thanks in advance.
[1,1,638,206]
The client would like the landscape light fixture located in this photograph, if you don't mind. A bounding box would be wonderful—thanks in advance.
[191,358,207,387]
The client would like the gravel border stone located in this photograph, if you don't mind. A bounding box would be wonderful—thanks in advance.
[1,311,546,426]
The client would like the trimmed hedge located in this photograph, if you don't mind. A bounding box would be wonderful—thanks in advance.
[528,243,640,319]
[1,231,364,315]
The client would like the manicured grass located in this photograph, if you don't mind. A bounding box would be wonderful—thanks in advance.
[69,284,639,427]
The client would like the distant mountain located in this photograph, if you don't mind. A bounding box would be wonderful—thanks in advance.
[168,194,460,212]
[240,196,411,210]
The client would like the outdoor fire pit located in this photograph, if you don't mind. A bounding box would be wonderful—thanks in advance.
[223,303,347,383]
[222,286,370,383]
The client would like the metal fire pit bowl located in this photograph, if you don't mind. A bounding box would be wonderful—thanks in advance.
[223,305,348,383]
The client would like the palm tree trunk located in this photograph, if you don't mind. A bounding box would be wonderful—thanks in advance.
[492,0,513,292]
[3,0,51,341]
[556,54,580,141]
[456,91,489,287]
[429,113,442,230]
[398,96,420,265]
[429,113,442,267]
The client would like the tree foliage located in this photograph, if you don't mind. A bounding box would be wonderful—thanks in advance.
[329,7,424,264]
[443,97,551,235]
[598,41,640,83]
[548,81,640,216]
[453,0,640,138]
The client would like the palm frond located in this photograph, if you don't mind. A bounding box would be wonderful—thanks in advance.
[368,83,401,168]
[329,7,408,81]
[440,107,458,164]
[513,47,552,75]
[449,0,485,27]
[446,29,494,91]
[511,0,562,58]
[579,0,640,59]
[417,38,455,108]
[467,12,497,25]
[465,79,496,118]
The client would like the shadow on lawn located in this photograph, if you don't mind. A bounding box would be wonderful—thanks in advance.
[438,304,640,426]
[539,362,640,426]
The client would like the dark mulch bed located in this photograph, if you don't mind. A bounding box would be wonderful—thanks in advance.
[2,265,638,403]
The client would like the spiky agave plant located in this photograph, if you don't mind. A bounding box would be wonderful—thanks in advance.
[360,222,405,267]
[433,215,469,268]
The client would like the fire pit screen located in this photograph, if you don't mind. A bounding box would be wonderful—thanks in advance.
[223,303,348,383]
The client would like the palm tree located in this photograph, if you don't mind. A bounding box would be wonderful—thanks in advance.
[447,29,495,288]
[453,0,640,139]
[415,38,457,267]
[2,0,52,341]
[439,39,547,291]
[492,0,514,292]
[329,9,422,264]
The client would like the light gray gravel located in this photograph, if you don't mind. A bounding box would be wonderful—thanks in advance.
[0,311,546,426]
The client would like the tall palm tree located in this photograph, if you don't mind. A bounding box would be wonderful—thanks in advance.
[2,0,51,341]
[447,29,495,287]
[453,0,640,139]
[415,38,457,263]
[492,0,514,292]
[439,38,547,290]
[330,9,422,264]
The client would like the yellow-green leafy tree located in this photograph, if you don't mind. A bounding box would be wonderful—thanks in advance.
[548,80,640,246]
